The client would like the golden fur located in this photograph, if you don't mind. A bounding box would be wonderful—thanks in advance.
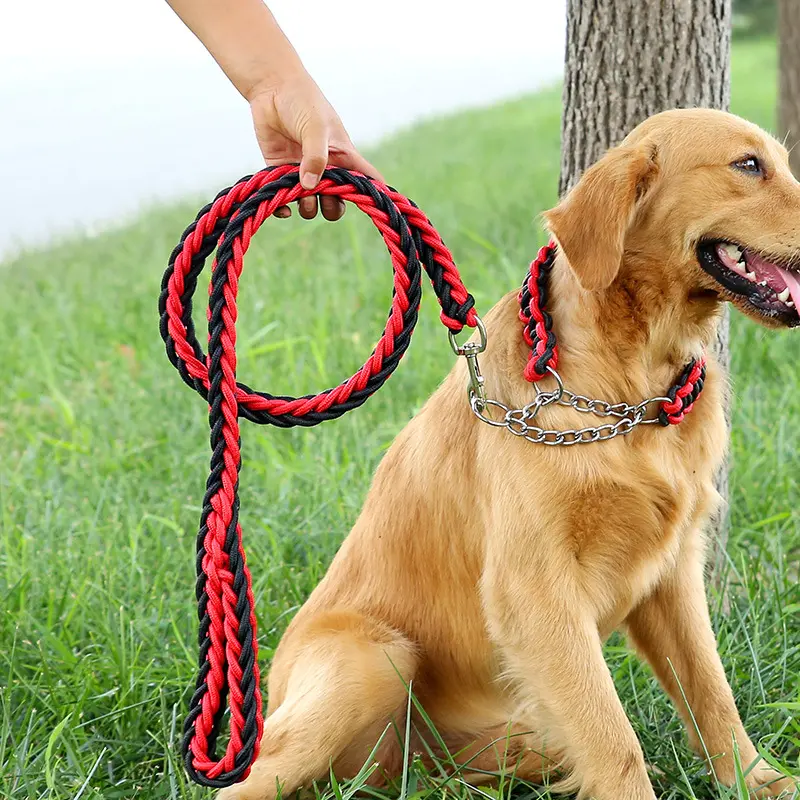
[219,110,798,800]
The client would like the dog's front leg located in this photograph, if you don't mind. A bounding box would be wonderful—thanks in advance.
[625,540,796,797]
[483,555,656,800]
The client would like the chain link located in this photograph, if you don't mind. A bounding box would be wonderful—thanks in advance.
[556,387,672,426]
[469,394,665,446]
[452,318,671,446]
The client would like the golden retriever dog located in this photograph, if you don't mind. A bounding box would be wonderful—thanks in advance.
[219,109,799,800]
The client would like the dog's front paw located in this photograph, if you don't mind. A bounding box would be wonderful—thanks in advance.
[717,759,797,798]
[747,764,797,798]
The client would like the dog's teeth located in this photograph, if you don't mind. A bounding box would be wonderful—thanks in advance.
[727,256,747,275]
[722,244,744,263]
[745,271,757,281]
[758,280,768,287]
[778,288,791,302]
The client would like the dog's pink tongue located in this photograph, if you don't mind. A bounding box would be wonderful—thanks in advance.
[747,251,800,306]
[782,267,800,308]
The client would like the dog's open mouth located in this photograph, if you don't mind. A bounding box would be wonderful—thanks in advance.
[698,242,800,326]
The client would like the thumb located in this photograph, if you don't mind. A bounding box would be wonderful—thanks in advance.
[299,121,329,189]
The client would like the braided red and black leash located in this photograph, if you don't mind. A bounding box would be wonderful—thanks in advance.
[159,168,706,788]
[159,165,479,787]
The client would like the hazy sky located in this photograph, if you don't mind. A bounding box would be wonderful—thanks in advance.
[0,1,566,255]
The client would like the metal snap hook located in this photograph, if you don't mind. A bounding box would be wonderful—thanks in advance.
[449,317,488,407]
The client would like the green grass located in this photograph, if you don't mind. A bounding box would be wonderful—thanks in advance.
[1,37,798,800]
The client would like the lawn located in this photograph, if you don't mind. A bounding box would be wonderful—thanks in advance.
[1,38,798,800]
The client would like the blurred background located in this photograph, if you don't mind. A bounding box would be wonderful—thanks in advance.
[2,0,789,256]
[0,0,567,257]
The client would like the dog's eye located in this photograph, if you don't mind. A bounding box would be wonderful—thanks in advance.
[731,156,763,176]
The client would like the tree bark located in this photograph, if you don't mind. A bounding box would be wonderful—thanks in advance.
[779,0,800,179]
[559,0,732,582]
[560,0,731,194]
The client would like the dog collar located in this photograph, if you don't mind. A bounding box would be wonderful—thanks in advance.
[451,243,707,446]
[519,242,706,427]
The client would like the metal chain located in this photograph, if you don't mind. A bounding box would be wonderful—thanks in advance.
[449,318,671,447]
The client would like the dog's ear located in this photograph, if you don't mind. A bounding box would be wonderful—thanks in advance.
[544,140,659,290]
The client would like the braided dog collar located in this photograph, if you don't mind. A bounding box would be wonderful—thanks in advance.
[458,242,706,445]
[519,243,706,426]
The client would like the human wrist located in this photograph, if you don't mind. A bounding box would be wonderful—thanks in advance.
[241,57,308,104]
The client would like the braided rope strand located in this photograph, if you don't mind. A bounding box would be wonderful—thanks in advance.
[517,242,705,427]
[659,359,707,425]
[160,165,479,787]
[519,243,559,381]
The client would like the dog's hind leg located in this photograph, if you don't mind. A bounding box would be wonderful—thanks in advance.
[217,609,418,800]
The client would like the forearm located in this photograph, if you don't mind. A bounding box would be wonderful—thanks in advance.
[166,0,305,100]
[167,0,380,190]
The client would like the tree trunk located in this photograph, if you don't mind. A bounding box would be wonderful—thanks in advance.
[779,0,800,179]
[559,0,732,583]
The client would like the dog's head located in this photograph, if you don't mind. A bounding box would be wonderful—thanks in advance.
[544,109,800,329]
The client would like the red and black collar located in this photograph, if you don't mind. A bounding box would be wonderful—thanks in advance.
[517,242,706,426]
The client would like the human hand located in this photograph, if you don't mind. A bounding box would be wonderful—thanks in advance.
[249,72,383,221]
[166,0,380,220]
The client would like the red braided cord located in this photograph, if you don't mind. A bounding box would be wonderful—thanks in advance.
[166,169,478,422]
[519,242,706,424]
[662,357,707,423]
[164,165,480,785]
[520,243,559,382]
[166,166,705,786]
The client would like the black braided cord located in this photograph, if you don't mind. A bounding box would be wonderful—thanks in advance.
[519,244,558,378]
[158,165,477,787]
